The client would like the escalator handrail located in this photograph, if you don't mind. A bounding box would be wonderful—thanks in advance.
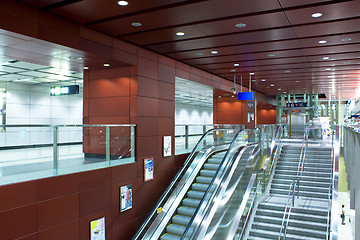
[133,127,238,240]
[180,129,260,239]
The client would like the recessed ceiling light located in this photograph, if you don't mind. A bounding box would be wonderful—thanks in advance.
[250,72,255,75]
[104,63,110,67]
[323,57,330,60]
[284,70,291,73]
[278,88,281,90]
[196,53,204,56]
[235,23,246,28]
[176,32,185,36]
[342,38,352,42]
[211,50,218,54]
[318,40,327,44]
[261,79,266,82]
[230,69,236,72]
[131,22,142,27]
[325,68,331,71]
[270,84,274,87]
[268,54,276,57]
[344,61,351,64]
[312,13,323,18]
[118,1,128,6]
[296,81,300,83]
[83,66,89,70]
[219,96,222,98]
[234,63,239,66]
[283,92,287,93]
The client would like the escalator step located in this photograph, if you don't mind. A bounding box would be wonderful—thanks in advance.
[182,198,201,207]
[192,183,208,191]
[203,163,220,170]
[172,214,192,225]
[208,158,222,164]
[166,223,186,236]
[178,206,196,216]
[160,233,181,240]
[200,169,216,177]
[187,190,205,199]
[196,176,212,184]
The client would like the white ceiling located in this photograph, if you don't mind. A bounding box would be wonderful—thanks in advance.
[0,57,83,87]
[175,77,214,107]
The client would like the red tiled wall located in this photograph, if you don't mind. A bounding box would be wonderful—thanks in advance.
[257,109,277,124]
[213,97,247,124]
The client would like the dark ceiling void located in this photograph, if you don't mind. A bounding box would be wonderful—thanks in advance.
[17,0,360,100]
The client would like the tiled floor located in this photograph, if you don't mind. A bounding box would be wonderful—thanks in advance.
[338,192,355,240]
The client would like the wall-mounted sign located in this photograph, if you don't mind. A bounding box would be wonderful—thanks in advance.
[238,92,253,101]
[163,136,172,157]
[247,102,255,109]
[286,102,307,108]
[120,185,132,212]
[90,217,105,240]
[50,85,79,96]
[144,158,154,182]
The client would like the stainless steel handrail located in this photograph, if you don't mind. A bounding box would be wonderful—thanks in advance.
[278,180,295,240]
[133,128,238,240]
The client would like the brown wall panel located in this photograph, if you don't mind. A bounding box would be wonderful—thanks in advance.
[257,109,277,124]
[37,193,79,230]
[37,173,79,201]
[137,97,159,117]
[16,233,37,240]
[137,76,159,98]
[79,168,111,191]
[111,163,138,183]
[159,63,176,83]
[0,181,36,211]
[79,186,112,216]
[158,81,175,101]
[138,57,159,80]
[38,219,79,240]
[89,77,130,98]
[136,117,159,137]
[0,204,37,240]
[88,97,130,117]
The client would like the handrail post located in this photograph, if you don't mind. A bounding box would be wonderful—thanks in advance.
[53,126,59,174]
[185,125,189,149]
[131,126,135,158]
[203,125,206,147]
[106,126,110,163]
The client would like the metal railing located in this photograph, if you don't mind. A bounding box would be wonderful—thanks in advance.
[296,129,309,197]
[0,124,135,186]
[175,124,245,155]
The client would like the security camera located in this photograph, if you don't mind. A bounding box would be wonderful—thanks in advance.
[231,87,236,95]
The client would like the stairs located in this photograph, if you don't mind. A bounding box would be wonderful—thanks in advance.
[160,151,226,240]
[248,203,328,240]
[247,143,332,240]
[271,146,332,199]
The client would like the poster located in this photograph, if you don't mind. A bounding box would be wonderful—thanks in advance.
[90,217,105,240]
[163,136,172,157]
[120,185,132,212]
[144,158,154,182]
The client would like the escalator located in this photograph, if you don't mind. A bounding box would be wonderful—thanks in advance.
[133,126,281,240]
[161,151,226,240]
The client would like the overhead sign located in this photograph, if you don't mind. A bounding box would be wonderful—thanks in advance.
[238,92,253,101]
[286,102,307,108]
[50,85,79,96]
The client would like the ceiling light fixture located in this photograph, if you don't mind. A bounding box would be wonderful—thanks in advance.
[268,54,276,57]
[235,23,246,28]
[250,72,255,75]
[176,32,185,36]
[278,88,281,91]
[196,53,204,56]
[270,84,274,87]
[325,68,331,71]
[344,61,351,64]
[211,50,218,54]
[234,63,239,66]
[312,13,323,18]
[230,69,236,72]
[118,1,128,6]
[323,57,330,60]
[104,63,110,67]
[131,22,142,27]
[83,66,89,70]
[284,70,291,73]
[318,40,327,44]
[261,79,266,82]
[342,38,352,42]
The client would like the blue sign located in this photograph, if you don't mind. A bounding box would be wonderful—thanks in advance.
[238,92,253,101]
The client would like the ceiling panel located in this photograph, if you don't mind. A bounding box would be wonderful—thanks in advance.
[9,0,360,99]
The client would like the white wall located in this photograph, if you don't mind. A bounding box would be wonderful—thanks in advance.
[175,102,213,136]
[0,82,83,147]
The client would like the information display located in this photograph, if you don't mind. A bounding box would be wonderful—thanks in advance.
[286,102,307,108]
[90,217,105,240]
[120,185,133,212]
[144,158,154,182]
